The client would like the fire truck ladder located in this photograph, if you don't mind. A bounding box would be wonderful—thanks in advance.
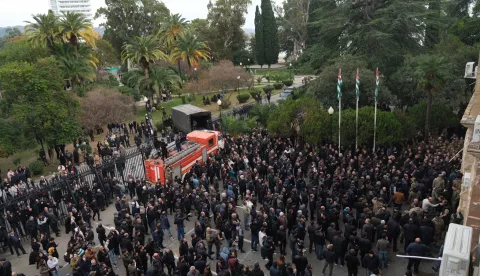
[164,142,201,167]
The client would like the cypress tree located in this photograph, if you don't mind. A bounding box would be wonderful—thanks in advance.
[261,0,279,67]
[254,5,265,67]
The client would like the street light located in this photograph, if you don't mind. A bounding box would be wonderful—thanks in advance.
[237,75,241,92]
[194,67,198,81]
[328,106,334,142]
[289,63,293,78]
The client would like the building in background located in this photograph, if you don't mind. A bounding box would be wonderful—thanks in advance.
[49,0,92,19]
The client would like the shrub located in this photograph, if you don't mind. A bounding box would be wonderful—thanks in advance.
[282,79,294,86]
[262,85,274,93]
[256,76,263,84]
[187,94,196,102]
[181,95,187,104]
[13,158,21,167]
[220,99,232,109]
[273,83,283,90]
[236,93,251,103]
[249,88,262,98]
[29,160,44,176]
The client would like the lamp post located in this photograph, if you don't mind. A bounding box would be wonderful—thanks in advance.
[289,63,293,78]
[328,106,334,142]
[237,76,241,92]
[194,67,197,81]
[247,58,250,72]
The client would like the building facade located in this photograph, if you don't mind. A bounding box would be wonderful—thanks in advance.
[49,0,92,19]
[460,53,480,248]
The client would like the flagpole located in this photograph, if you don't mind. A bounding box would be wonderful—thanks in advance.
[337,68,342,152]
[339,97,341,152]
[373,67,379,152]
[355,68,359,150]
[356,98,359,149]
[373,99,377,152]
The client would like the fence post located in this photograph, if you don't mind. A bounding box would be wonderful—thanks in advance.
[140,147,147,180]
[64,176,78,206]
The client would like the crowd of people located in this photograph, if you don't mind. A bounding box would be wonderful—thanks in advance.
[0,121,466,276]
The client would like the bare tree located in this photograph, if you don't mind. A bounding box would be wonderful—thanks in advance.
[79,87,135,130]
[184,60,253,95]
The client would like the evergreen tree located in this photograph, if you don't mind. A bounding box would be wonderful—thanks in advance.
[254,5,265,67]
[261,0,279,67]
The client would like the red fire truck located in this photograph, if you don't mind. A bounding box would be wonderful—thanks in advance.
[145,130,224,184]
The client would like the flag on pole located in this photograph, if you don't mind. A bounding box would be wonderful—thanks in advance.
[375,67,380,100]
[337,69,342,100]
[338,68,342,151]
[355,69,360,100]
[355,68,359,149]
[373,67,379,152]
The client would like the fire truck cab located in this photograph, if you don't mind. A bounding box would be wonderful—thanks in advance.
[145,130,223,184]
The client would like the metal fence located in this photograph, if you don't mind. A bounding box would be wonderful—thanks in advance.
[0,146,148,237]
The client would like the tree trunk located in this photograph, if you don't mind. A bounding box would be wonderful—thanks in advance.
[144,67,153,102]
[425,89,433,142]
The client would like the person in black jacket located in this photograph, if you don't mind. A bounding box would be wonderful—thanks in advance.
[358,233,372,261]
[387,214,401,252]
[403,219,420,253]
[345,249,360,276]
[96,223,107,246]
[322,244,336,276]
[406,238,430,273]
[293,250,308,276]
[332,231,347,266]
[362,250,380,276]
[314,226,326,260]
[276,226,287,255]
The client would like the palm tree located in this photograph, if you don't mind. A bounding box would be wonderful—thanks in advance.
[161,13,189,46]
[171,32,210,72]
[56,43,97,88]
[414,54,448,141]
[24,11,62,52]
[122,35,169,100]
[133,66,182,100]
[59,11,98,50]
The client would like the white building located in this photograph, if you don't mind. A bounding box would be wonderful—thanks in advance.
[49,0,92,19]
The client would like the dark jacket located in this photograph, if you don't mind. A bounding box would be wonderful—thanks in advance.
[403,223,420,242]
[332,235,348,254]
[419,225,434,245]
[358,237,372,253]
[293,255,308,271]
[387,218,400,237]
[406,242,430,256]
[362,254,380,271]
[345,255,360,272]
[324,248,337,264]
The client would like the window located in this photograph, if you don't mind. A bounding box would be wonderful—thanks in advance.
[208,139,214,147]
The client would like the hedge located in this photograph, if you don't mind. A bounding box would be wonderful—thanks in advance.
[250,88,262,98]
[236,93,251,103]
[262,85,274,93]
[273,83,283,90]
[282,79,293,86]
[29,160,44,176]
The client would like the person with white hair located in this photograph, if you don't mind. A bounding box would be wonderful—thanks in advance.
[187,266,200,276]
